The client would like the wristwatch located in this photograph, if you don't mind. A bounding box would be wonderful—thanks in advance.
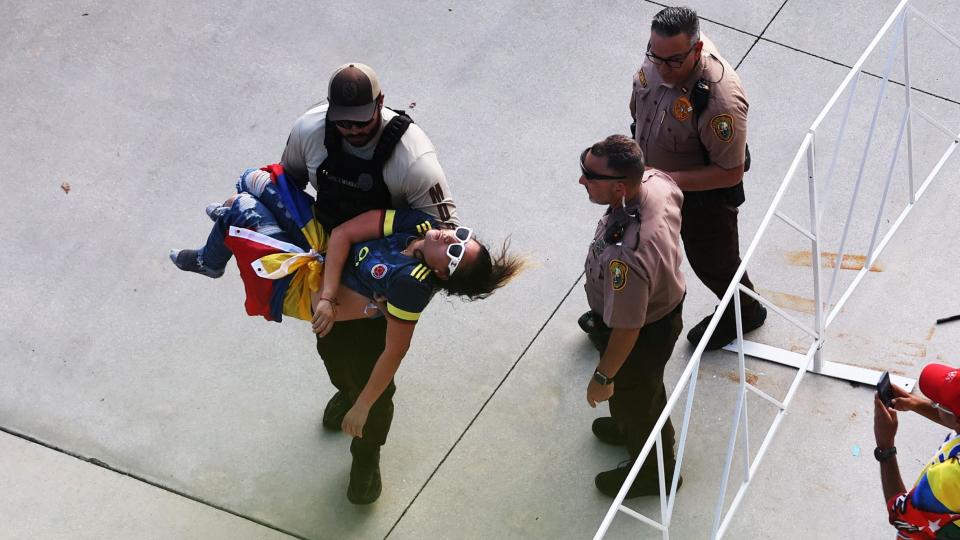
[593,369,614,386]
[874,446,897,462]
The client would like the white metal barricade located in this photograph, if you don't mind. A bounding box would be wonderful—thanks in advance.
[595,1,960,537]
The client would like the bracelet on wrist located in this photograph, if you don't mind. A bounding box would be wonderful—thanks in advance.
[318,296,338,307]
[874,446,897,462]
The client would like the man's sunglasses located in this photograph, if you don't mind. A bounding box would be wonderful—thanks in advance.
[645,39,698,69]
[445,226,473,276]
[580,148,626,181]
[333,115,377,130]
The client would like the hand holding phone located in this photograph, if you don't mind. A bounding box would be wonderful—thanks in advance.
[877,371,894,408]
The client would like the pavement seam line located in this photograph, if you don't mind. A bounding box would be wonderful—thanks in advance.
[756,37,960,107]
[0,426,310,540]
[735,0,790,69]
[384,271,586,539]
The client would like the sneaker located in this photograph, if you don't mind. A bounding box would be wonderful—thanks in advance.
[205,203,227,221]
[322,391,351,431]
[347,447,382,505]
[169,249,224,278]
[686,304,767,351]
[595,460,682,499]
[591,417,625,446]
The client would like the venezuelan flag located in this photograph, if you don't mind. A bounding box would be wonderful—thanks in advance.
[223,164,327,322]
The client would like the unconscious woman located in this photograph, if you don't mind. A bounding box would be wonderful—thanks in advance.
[169,164,522,437]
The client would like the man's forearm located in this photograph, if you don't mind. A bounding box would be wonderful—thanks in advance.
[880,457,906,502]
[668,163,743,192]
[597,327,640,378]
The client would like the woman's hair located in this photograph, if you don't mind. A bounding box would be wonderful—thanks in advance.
[437,237,524,301]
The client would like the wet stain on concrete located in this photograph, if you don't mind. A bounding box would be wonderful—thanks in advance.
[724,370,759,385]
[785,250,883,272]
[757,288,816,314]
[898,341,927,358]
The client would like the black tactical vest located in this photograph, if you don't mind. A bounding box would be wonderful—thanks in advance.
[316,110,413,230]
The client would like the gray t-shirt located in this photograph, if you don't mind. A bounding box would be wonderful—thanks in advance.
[281,103,459,224]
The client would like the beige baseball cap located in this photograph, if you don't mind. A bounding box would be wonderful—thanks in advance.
[327,63,381,122]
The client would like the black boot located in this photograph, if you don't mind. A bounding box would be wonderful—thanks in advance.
[595,459,682,499]
[591,417,625,446]
[347,442,382,505]
[687,303,767,350]
[322,391,351,431]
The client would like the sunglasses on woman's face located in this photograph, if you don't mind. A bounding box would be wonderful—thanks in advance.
[445,226,473,276]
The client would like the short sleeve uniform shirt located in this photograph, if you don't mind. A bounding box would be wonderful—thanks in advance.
[632,34,748,174]
[583,170,686,329]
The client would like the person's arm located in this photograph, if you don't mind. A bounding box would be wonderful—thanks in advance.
[311,210,385,335]
[341,318,416,438]
[280,121,309,190]
[399,153,459,224]
[890,383,954,428]
[587,327,641,408]
[874,394,907,501]
[667,162,744,192]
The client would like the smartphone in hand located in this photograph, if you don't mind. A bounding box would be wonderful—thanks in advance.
[877,371,894,408]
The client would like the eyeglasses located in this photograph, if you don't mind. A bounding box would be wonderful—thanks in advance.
[645,39,698,69]
[333,115,377,130]
[445,226,473,276]
[580,148,626,181]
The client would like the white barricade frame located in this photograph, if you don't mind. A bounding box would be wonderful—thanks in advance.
[594,1,960,537]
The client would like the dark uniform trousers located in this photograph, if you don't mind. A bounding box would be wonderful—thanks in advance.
[680,201,760,318]
[595,299,684,476]
[317,317,394,457]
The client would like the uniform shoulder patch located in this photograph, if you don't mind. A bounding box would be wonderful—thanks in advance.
[638,68,647,88]
[609,259,628,291]
[710,114,735,142]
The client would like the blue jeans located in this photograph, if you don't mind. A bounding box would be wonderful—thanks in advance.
[199,179,310,271]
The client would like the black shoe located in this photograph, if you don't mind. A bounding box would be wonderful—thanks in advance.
[347,447,382,505]
[595,460,683,499]
[169,249,224,278]
[578,311,609,335]
[322,391,350,431]
[591,417,625,446]
[686,304,767,351]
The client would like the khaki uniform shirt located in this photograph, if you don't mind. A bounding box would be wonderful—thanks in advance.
[632,34,748,173]
[584,170,686,329]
